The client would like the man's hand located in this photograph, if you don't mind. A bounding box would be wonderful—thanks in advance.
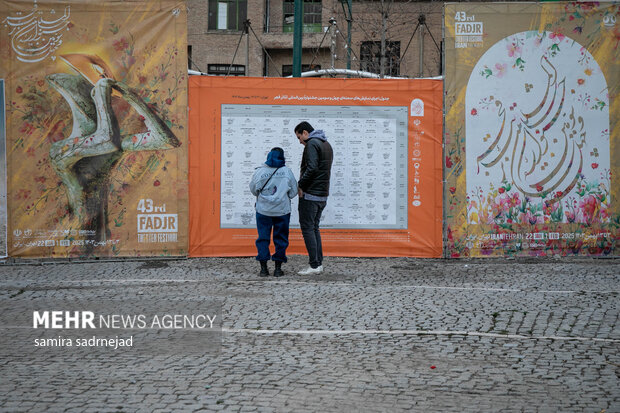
[298,188,304,198]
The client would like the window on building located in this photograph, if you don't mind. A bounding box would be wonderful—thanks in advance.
[188,45,193,70]
[283,0,322,33]
[208,0,247,31]
[281,64,321,77]
[208,64,246,76]
[360,41,400,76]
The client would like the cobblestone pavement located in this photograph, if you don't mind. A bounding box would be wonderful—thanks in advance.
[0,256,618,412]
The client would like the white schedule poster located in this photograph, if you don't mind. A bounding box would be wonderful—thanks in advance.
[220,104,409,229]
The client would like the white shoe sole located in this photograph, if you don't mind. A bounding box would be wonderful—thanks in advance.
[297,265,323,275]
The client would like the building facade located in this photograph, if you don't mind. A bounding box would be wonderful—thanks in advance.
[187,0,443,78]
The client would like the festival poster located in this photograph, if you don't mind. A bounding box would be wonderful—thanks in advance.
[445,2,620,257]
[0,0,188,258]
[189,76,443,257]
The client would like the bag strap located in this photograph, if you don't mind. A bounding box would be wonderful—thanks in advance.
[258,167,281,194]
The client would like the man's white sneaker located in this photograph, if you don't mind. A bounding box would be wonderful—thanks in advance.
[297,265,323,275]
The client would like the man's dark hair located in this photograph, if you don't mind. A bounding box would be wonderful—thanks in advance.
[294,121,314,134]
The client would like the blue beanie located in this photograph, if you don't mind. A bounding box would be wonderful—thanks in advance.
[266,147,285,167]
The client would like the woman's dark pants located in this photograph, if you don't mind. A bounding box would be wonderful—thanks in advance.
[255,212,291,262]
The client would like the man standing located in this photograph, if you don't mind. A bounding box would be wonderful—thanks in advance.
[294,121,333,275]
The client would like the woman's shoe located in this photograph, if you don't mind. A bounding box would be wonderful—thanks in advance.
[273,261,284,277]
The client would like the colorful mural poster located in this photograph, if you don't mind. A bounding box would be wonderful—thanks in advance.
[0,0,188,258]
[445,2,619,257]
[0,79,6,258]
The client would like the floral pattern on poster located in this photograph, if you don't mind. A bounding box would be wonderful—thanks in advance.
[466,31,610,225]
[445,2,620,258]
[1,1,188,257]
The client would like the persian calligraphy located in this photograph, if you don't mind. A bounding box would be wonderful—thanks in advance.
[445,2,618,258]
[476,57,585,202]
[466,30,610,225]
[3,4,70,63]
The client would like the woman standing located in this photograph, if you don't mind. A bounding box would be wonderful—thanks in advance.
[249,147,298,277]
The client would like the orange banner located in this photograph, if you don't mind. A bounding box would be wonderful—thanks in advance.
[0,0,188,258]
[189,77,442,257]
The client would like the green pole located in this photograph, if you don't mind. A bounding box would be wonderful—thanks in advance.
[346,0,352,71]
[292,0,303,77]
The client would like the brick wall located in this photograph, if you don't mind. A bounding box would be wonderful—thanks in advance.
[187,0,444,78]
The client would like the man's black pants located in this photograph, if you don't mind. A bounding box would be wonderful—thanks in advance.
[298,197,326,268]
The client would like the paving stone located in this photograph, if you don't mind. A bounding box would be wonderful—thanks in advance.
[0,257,618,411]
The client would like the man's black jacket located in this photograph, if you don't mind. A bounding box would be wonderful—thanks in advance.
[299,134,333,197]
